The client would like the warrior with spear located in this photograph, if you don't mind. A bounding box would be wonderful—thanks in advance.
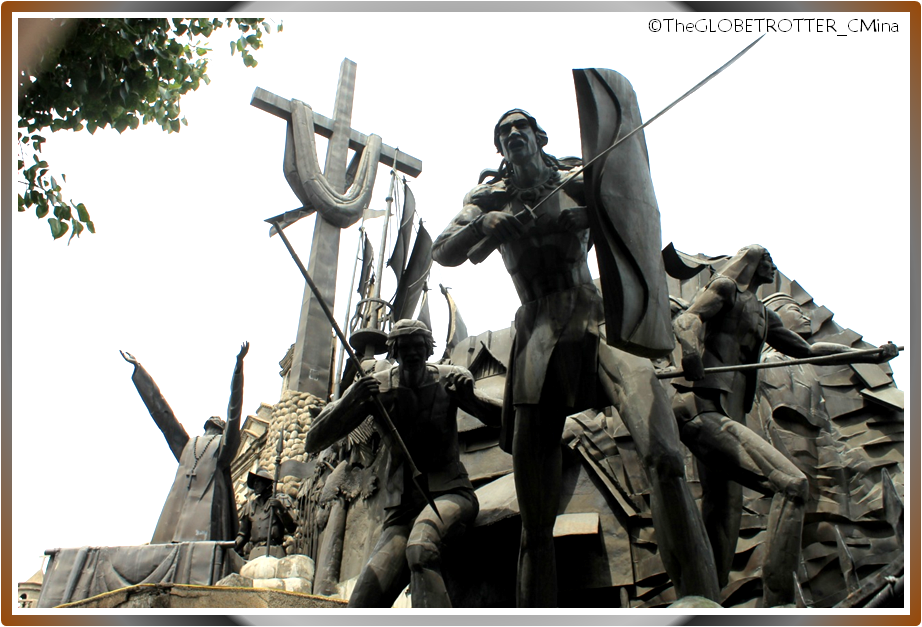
[667,244,898,606]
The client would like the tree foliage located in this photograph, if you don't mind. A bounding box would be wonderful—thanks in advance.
[18,18,281,242]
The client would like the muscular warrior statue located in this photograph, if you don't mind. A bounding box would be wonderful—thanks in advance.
[121,342,249,544]
[671,245,897,606]
[432,110,719,606]
[304,320,501,607]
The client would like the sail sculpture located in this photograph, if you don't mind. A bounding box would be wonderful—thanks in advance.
[440,284,469,361]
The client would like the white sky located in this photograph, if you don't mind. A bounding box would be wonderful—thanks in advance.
[9,8,912,606]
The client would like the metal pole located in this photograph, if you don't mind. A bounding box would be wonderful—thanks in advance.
[657,345,901,380]
[266,426,285,555]
[371,168,398,330]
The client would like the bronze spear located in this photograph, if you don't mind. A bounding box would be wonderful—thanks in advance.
[267,218,443,522]
[656,344,902,380]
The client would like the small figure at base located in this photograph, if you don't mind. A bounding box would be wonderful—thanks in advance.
[235,467,297,559]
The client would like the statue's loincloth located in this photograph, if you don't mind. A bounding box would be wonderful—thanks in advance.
[499,283,603,451]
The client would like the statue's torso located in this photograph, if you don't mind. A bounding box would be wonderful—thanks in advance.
[375,365,471,502]
[243,494,293,544]
[497,187,593,304]
[702,287,768,371]
[684,285,769,418]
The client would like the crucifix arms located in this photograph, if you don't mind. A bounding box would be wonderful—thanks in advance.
[252,87,422,178]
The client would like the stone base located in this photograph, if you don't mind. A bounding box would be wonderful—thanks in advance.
[58,583,348,609]
[668,596,723,608]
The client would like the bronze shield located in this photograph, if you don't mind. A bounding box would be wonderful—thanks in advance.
[573,68,674,358]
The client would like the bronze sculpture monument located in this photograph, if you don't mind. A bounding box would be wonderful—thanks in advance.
[235,467,297,559]
[304,320,502,607]
[432,101,719,607]
[121,342,249,544]
[670,245,898,606]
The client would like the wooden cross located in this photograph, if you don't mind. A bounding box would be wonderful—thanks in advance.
[185,471,196,490]
[251,59,422,399]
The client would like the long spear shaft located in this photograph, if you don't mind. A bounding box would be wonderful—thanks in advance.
[333,225,366,400]
[543,35,765,214]
[656,345,902,380]
[266,425,284,555]
[268,219,443,522]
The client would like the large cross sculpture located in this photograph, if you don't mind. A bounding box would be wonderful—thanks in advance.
[252,59,422,399]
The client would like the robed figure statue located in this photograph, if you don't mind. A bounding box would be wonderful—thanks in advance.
[121,342,249,544]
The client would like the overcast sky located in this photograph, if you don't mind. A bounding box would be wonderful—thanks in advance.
[10,8,911,606]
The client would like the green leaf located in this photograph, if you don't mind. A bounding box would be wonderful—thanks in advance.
[85,220,96,234]
[68,218,85,243]
[53,203,71,221]
[75,203,90,222]
[36,203,49,218]
[49,217,68,239]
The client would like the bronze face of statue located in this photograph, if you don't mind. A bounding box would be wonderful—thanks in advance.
[121,342,249,544]
[305,320,501,608]
[433,110,720,607]
[496,112,541,167]
[763,292,812,336]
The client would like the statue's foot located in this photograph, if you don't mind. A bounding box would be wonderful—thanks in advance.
[668,595,723,608]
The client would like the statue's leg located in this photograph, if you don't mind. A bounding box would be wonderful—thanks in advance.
[679,410,807,607]
[348,522,411,608]
[696,456,742,589]
[513,403,566,607]
[406,490,478,608]
[598,347,720,601]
